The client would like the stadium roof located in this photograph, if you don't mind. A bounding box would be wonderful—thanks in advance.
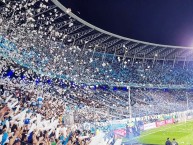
[51,0,193,61]
[1,0,193,61]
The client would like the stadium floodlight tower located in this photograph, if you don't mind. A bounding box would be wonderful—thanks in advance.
[127,86,132,122]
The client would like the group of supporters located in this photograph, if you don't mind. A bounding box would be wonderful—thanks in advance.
[0,84,116,145]
[165,138,178,145]
[0,1,191,145]
[1,50,193,119]
[2,30,193,89]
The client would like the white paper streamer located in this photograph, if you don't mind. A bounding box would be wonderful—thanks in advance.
[48,128,54,136]
[55,128,60,139]
[5,95,13,103]
[15,105,20,114]
[26,113,32,119]
[20,111,27,121]
[89,132,106,145]
[37,121,43,128]
[10,100,18,108]
[37,114,41,125]
[30,117,37,123]
[79,136,89,140]
[5,120,9,130]
[7,102,12,109]
[107,138,113,144]
[12,109,27,121]
[28,124,36,135]
[18,120,24,128]
[114,139,122,145]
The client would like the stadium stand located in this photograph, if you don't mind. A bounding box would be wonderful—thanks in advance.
[0,0,193,144]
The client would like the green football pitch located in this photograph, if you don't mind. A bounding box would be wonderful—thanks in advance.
[123,120,193,145]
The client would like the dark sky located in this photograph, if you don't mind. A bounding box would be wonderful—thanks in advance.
[60,0,193,47]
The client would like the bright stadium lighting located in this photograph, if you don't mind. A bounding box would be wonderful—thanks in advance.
[66,8,72,13]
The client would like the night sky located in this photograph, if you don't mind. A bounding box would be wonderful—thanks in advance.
[60,0,193,47]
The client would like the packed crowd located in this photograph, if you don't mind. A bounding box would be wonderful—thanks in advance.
[0,83,118,145]
[0,0,193,88]
[0,0,193,91]
[0,82,185,145]
[1,33,193,88]
[131,88,193,117]
[0,56,192,144]
[1,55,193,118]
[0,0,192,145]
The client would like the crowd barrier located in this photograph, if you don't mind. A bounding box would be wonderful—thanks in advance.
[80,110,193,142]
[144,118,175,129]
[113,118,175,138]
[143,122,156,130]
[103,111,193,145]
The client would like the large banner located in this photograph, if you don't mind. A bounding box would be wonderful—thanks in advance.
[156,120,166,127]
[156,118,174,127]
[165,118,174,124]
[114,129,126,137]
[144,122,156,130]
